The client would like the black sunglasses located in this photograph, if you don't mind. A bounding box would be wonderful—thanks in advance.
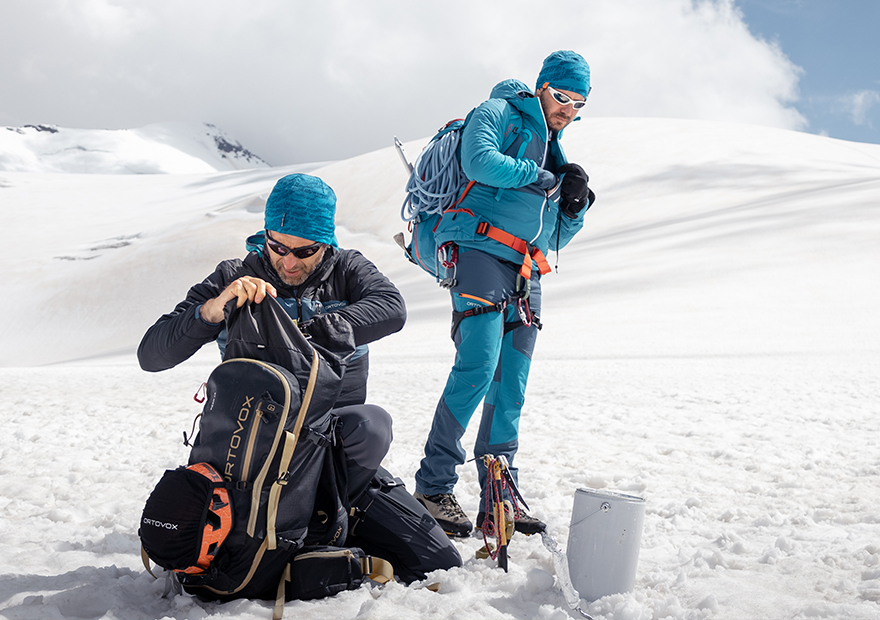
[264,231,323,259]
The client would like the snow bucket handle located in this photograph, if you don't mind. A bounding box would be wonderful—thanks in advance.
[569,500,611,529]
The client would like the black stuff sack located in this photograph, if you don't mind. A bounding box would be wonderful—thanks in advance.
[140,463,232,575]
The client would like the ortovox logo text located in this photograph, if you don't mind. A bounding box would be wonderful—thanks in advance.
[143,517,179,530]
[225,395,254,480]
[329,525,343,546]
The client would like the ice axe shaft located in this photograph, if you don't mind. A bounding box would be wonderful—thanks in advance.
[497,455,529,512]
[492,461,509,573]
[393,136,413,174]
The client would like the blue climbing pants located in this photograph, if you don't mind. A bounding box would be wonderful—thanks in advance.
[414,248,541,511]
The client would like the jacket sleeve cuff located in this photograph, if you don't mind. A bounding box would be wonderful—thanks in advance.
[195,304,222,327]
[535,168,558,190]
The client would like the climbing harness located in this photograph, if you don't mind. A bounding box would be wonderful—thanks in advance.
[475,221,552,279]
[448,269,542,338]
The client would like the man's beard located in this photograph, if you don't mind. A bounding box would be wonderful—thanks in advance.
[270,254,318,286]
[547,112,573,132]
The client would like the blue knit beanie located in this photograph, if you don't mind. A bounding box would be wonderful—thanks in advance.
[263,174,338,247]
[536,50,591,99]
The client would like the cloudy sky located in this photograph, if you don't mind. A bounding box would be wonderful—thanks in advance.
[2,0,878,165]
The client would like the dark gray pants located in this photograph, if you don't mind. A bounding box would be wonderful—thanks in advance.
[333,404,393,502]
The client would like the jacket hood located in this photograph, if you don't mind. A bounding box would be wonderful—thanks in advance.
[489,79,541,117]
[489,77,581,139]
[489,78,533,101]
[489,78,552,134]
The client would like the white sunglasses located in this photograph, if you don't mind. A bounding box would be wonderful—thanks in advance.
[546,86,588,110]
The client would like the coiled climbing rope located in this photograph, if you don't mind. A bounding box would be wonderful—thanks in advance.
[401,129,468,222]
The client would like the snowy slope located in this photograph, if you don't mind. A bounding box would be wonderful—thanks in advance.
[0,122,270,174]
[1,118,879,620]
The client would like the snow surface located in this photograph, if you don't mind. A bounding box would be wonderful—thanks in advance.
[1,117,879,620]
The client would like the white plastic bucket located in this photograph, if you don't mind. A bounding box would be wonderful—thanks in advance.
[566,488,645,601]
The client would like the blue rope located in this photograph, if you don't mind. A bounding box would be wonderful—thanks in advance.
[401,129,469,222]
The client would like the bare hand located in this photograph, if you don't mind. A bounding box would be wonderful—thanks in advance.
[199,276,277,323]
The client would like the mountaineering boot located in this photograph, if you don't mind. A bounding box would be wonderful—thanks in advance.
[477,507,546,535]
[414,492,473,538]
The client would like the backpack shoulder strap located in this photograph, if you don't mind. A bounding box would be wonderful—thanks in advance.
[498,103,524,156]
[266,348,321,550]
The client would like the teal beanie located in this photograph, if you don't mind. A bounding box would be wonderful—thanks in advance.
[263,174,338,247]
[536,50,591,99]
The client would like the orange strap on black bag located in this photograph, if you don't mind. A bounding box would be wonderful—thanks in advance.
[140,462,233,577]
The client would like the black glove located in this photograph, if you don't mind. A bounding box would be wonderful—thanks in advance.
[557,163,594,218]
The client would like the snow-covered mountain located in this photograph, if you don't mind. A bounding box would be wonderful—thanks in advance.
[0,121,270,173]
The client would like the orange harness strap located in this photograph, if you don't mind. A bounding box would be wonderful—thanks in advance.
[475,222,551,279]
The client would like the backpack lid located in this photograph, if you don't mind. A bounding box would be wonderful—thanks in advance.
[140,463,232,573]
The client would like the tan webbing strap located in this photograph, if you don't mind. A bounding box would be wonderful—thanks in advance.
[267,431,297,550]
[246,359,293,538]
[197,537,269,597]
[360,556,395,584]
[267,348,321,550]
[141,545,158,579]
[273,564,291,620]
[291,348,320,441]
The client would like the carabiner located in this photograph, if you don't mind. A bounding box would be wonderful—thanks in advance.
[517,296,532,327]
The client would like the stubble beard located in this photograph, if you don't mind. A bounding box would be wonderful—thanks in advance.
[548,113,574,133]
[271,255,314,287]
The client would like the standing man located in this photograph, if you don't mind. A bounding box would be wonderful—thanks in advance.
[413,51,595,537]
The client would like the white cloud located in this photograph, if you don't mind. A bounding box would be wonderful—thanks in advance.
[56,0,148,40]
[843,90,880,126]
[1,0,807,164]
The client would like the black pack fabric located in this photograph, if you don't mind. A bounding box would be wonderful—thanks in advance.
[347,467,463,583]
[218,296,355,549]
[223,294,356,412]
[145,297,357,602]
[285,545,368,601]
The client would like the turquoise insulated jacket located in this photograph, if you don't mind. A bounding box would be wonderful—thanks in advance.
[433,79,585,270]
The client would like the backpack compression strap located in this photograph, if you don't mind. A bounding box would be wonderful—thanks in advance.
[361,556,395,584]
[141,544,158,579]
[272,556,394,620]
[475,222,551,279]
